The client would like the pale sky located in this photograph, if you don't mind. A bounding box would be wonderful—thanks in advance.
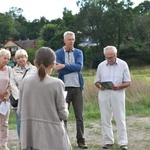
[0,0,145,21]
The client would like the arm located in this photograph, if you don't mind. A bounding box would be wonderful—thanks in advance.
[55,81,69,121]
[95,82,105,91]
[17,79,24,117]
[0,66,12,101]
[112,82,131,90]
[112,63,131,90]
[10,69,19,100]
[0,85,11,101]
[94,64,105,90]
[56,49,83,75]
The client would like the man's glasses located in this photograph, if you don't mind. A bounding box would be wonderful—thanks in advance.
[105,55,115,60]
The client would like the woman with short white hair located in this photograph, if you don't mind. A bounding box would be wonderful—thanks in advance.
[0,48,12,150]
[10,49,37,149]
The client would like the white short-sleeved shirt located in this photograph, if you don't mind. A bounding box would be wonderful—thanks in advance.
[94,58,131,86]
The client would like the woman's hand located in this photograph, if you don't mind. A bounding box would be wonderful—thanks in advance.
[0,90,9,102]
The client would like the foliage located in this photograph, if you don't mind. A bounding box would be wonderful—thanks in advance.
[8,7,23,19]
[133,13,150,43]
[84,47,93,69]
[39,24,57,45]
[126,75,150,116]
[27,17,50,40]
[39,23,66,50]
[76,0,134,49]
[0,1,150,68]
[0,13,16,43]
[62,8,77,30]
[26,49,36,64]
[119,42,150,66]
[33,39,45,51]
[49,31,65,50]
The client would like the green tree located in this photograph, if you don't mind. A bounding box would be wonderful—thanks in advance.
[84,47,93,69]
[27,17,50,40]
[133,13,150,43]
[76,0,134,50]
[6,7,29,40]
[39,24,58,47]
[26,49,36,65]
[0,13,16,44]
[62,7,77,31]
[49,31,64,50]
[135,0,150,13]
[132,1,150,43]
[13,15,28,40]
[8,7,23,19]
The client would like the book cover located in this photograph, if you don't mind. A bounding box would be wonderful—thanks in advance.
[100,81,114,89]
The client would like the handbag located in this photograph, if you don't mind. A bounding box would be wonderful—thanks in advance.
[9,68,29,107]
[10,94,18,107]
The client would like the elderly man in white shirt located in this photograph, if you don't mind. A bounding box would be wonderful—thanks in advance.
[94,46,131,150]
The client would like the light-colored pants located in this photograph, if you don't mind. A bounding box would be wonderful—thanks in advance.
[98,89,128,146]
[0,109,10,146]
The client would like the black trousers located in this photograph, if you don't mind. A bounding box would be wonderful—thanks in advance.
[65,87,85,143]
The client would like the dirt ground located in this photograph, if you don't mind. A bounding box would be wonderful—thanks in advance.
[8,116,150,150]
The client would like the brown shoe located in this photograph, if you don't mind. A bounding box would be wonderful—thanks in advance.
[120,145,128,150]
[103,144,114,149]
[78,142,88,149]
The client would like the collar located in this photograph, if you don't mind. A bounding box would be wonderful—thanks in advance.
[106,58,118,65]
[63,46,74,52]
[19,64,28,70]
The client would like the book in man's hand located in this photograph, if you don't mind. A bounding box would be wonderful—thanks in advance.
[99,81,114,89]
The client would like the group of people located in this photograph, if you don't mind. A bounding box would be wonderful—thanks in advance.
[0,31,131,150]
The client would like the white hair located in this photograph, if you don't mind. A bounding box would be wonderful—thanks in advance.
[0,48,11,58]
[63,31,75,39]
[15,49,28,59]
[103,46,117,54]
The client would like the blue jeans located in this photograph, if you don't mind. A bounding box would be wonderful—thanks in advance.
[14,108,20,139]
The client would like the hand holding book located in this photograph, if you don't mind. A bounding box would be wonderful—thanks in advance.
[99,81,114,89]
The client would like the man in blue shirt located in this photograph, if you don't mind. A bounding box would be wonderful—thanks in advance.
[55,31,87,149]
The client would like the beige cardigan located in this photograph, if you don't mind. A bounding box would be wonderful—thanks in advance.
[17,74,72,150]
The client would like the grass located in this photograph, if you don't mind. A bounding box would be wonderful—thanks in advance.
[9,109,17,130]
[9,66,150,127]
[8,66,150,150]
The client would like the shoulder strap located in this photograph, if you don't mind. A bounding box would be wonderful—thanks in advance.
[22,69,29,79]
[8,66,11,82]
[7,66,11,89]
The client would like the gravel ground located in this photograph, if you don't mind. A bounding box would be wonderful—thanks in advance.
[8,116,150,150]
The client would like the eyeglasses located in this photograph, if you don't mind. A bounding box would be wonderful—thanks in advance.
[105,55,115,60]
